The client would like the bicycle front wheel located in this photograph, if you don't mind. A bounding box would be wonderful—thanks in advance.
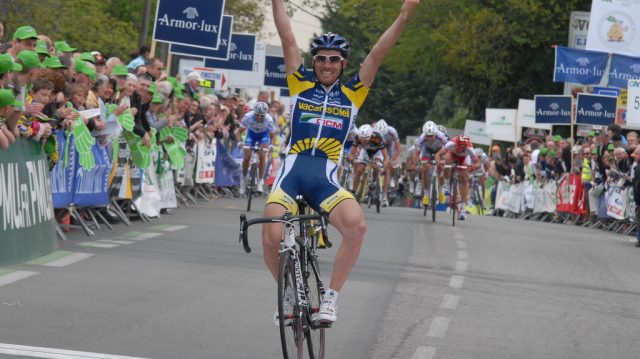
[279,252,304,359]
[246,165,257,212]
[451,178,457,227]
[305,255,325,359]
[430,179,437,223]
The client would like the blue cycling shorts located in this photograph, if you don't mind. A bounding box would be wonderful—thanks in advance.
[244,130,271,146]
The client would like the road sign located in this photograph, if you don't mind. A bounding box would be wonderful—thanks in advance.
[627,79,640,127]
[153,0,226,50]
[170,15,233,60]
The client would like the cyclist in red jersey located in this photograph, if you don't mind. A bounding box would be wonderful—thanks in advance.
[434,135,479,220]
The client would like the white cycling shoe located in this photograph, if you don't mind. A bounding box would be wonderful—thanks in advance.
[314,291,338,323]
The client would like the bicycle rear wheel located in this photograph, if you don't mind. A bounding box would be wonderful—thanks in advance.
[374,178,381,213]
[474,184,484,216]
[305,255,325,359]
[430,179,437,223]
[279,252,304,359]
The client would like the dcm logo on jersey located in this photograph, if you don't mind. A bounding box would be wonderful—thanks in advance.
[296,100,351,130]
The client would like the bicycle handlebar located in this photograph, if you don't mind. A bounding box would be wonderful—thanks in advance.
[241,145,272,153]
[443,164,469,170]
[239,212,332,254]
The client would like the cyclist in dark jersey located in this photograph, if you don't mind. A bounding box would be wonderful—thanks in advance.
[350,124,388,196]
[266,0,420,324]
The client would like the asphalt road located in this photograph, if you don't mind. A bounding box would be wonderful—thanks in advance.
[1,197,640,359]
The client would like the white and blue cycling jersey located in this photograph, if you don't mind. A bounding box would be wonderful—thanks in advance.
[241,110,276,146]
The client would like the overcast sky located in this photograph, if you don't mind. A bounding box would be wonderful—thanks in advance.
[261,1,323,50]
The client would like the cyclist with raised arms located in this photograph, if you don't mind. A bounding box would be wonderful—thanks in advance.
[374,119,401,206]
[434,135,479,220]
[350,124,389,198]
[413,121,448,206]
[266,0,420,324]
[236,101,276,194]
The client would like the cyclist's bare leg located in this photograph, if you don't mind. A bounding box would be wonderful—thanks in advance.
[382,157,392,195]
[262,203,288,281]
[242,148,252,176]
[459,168,470,208]
[258,144,269,179]
[422,162,432,194]
[327,199,366,291]
[352,162,366,192]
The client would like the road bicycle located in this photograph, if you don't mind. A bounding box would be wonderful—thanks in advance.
[443,163,468,227]
[338,156,353,190]
[239,197,332,359]
[470,172,485,216]
[243,145,270,212]
[422,160,438,223]
[357,160,383,213]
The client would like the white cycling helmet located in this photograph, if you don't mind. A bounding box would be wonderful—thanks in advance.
[254,101,269,115]
[437,124,448,136]
[375,119,389,136]
[422,121,438,136]
[358,124,374,139]
[474,147,485,157]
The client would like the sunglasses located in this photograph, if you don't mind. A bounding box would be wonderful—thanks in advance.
[313,55,345,64]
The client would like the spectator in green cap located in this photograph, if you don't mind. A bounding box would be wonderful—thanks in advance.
[54,41,76,54]
[35,39,51,61]
[43,56,67,69]
[78,52,95,64]
[0,54,22,87]
[17,50,43,71]
[0,89,21,150]
[147,92,168,130]
[110,64,129,91]
[9,25,38,58]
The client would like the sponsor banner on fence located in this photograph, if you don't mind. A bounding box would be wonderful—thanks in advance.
[196,140,216,184]
[169,15,234,60]
[586,0,640,57]
[264,56,287,88]
[534,95,572,124]
[50,131,76,209]
[608,53,640,89]
[0,139,56,265]
[204,33,256,71]
[553,46,608,85]
[556,173,586,215]
[73,142,111,207]
[153,0,226,50]
[463,120,492,146]
[575,93,617,125]
[517,99,552,130]
[626,79,640,128]
[485,109,517,142]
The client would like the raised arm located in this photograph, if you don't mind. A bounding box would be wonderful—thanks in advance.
[359,0,420,88]
[272,0,302,74]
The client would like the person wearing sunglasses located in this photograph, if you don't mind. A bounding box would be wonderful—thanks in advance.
[263,0,420,325]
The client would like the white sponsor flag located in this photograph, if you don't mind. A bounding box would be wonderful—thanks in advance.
[486,109,517,142]
[463,120,492,146]
[516,99,552,130]
[586,0,640,57]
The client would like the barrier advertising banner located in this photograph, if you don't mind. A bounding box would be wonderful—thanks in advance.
[586,0,640,57]
[534,95,572,124]
[575,93,617,125]
[485,109,517,142]
[153,0,226,50]
[554,46,609,85]
[170,15,233,60]
[0,139,56,265]
[463,120,492,146]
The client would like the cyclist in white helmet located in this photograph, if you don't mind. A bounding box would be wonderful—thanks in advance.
[413,121,448,206]
[350,124,388,197]
[236,101,276,194]
[374,119,401,207]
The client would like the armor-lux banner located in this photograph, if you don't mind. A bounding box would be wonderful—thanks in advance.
[553,46,609,85]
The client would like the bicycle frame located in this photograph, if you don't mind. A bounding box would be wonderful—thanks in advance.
[443,163,468,226]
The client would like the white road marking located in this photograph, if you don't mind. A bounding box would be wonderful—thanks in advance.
[457,250,468,260]
[0,271,38,287]
[411,346,436,359]
[96,240,135,245]
[136,232,163,239]
[162,225,188,232]
[456,240,467,249]
[453,231,464,240]
[456,261,468,273]
[77,242,118,249]
[441,294,459,310]
[449,275,465,289]
[427,316,450,338]
[43,253,94,268]
[0,342,149,359]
